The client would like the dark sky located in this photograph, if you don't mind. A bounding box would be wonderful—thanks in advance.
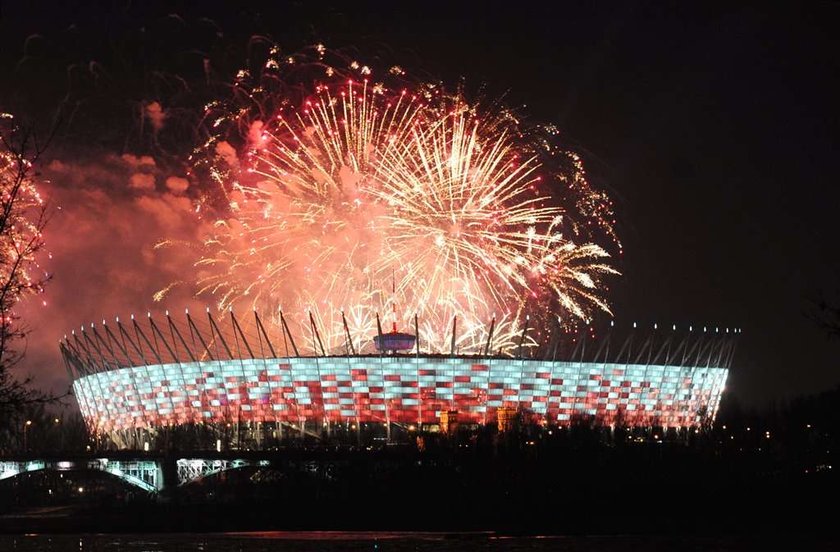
[1,1,838,407]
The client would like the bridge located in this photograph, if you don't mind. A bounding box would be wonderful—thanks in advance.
[0,456,270,493]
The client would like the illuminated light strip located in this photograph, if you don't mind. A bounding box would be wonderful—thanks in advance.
[74,357,727,430]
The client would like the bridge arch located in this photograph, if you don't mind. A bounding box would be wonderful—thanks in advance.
[0,459,162,493]
[176,458,265,486]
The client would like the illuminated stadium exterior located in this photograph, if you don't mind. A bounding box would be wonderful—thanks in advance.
[62,312,734,449]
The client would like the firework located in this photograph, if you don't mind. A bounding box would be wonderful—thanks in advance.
[158,49,619,354]
[0,113,49,349]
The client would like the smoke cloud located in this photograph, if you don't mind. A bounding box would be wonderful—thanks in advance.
[18,151,204,394]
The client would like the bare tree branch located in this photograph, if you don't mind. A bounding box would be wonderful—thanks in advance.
[811,295,840,340]
[0,113,61,438]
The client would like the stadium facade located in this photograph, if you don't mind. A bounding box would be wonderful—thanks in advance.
[62,312,733,448]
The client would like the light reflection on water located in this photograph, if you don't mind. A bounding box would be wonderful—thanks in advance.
[0,533,542,552]
[1,533,838,552]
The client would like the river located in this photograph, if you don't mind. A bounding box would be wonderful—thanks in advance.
[1,533,838,552]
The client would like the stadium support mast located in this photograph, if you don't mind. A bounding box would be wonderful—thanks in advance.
[308,311,327,356]
[341,311,356,356]
[483,317,496,358]
[517,315,529,359]
[276,310,299,357]
[449,316,457,357]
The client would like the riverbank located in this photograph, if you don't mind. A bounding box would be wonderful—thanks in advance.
[2,426,838,536]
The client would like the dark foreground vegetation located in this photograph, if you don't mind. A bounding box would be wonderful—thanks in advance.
[0,387,838,535]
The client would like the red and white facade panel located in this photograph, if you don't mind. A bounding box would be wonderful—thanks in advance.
[73,357,728,432]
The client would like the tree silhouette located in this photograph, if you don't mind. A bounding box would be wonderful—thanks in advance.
[813,293,840,340]
[0,114,55,442]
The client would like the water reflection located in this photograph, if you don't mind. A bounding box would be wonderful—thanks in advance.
[2,533,838,552]
[0,533,521,552]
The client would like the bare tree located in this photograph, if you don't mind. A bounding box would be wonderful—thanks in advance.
[813,294,840,340]
[0,113,54,441]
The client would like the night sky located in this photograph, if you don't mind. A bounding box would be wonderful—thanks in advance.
[1,1,837,407]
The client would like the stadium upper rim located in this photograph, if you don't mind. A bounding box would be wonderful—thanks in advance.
[60,309,738,380]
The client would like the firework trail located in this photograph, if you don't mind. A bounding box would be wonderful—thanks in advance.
[158,47,620,354]
[0,113,49,337]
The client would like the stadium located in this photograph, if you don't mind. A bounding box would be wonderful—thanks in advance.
[62,311,733,450]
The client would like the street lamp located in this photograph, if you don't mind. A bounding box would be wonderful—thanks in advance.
[54,417,63,450]
[23,420,32,453]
